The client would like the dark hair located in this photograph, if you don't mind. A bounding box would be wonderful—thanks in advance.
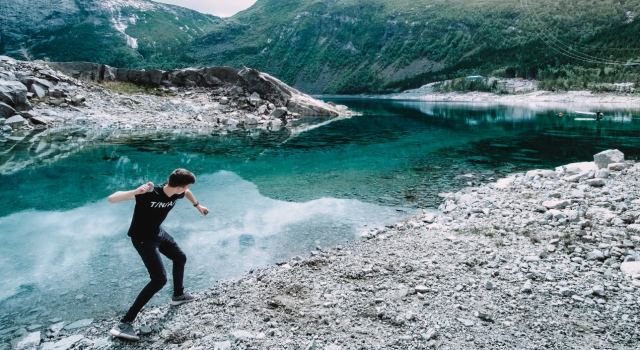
[168,168,196,187]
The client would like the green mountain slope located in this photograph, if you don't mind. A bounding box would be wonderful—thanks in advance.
[190,0,640,93]
[2,0,639,93]
[0,0,219,69]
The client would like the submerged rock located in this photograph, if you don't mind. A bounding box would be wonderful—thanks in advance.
[63,318,92,330]
[11,331,40,350]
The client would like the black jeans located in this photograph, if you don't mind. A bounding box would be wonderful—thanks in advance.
[121,228,186,323]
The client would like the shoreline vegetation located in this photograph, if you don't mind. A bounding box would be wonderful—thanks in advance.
[12,149,639,349]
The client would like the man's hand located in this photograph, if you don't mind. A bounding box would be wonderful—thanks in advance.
[196,204,209,216]
[134,182,154,195]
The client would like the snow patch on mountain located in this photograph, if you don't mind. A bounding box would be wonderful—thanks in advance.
[111,17,139,49]
[99,0,156,12]
[100,1,148,50]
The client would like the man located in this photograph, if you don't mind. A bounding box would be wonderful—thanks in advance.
[106,168,209,341]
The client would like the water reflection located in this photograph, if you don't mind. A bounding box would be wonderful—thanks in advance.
[0,171,409,329]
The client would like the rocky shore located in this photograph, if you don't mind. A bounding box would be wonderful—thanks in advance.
[0,56,354,175]
[7,149,640,350]
[0,56,352,136]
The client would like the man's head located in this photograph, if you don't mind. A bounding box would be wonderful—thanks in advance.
[168,168,196,193]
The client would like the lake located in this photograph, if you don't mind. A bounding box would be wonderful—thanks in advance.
[1,98,639,335]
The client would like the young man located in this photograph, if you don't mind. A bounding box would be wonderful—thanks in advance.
[106,168,209,341]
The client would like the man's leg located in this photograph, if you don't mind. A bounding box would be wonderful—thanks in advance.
[158,228,187,297]
[121,239,167,323]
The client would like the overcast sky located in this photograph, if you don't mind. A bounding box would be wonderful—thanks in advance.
[155,0,257,17]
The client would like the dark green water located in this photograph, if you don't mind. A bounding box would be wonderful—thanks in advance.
[1,98,640,335]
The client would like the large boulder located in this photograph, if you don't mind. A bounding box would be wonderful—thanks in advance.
[24,77,54,90]
[48,62,104,81]
[0,80,28,107]
[238,68,340,117]
[556,161,598,175]
[0,101,16,118]
[594,149,624,169]
[30,83,47,99]
[116,68,166,86]
[238,67,292,106]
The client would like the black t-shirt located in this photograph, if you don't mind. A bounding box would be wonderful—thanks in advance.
[127,183,185,240]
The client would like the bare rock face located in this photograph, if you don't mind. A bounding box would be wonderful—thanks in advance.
[238,67,341,117]
[49,62,346,117]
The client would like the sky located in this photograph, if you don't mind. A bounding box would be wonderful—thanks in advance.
[155,0,257,17]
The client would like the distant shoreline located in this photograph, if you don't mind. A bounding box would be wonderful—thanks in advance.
[319,91,640,111]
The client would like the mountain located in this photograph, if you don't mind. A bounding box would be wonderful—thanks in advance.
[190,0,640,93]
[0,0,219,69]
[2,0,639,94]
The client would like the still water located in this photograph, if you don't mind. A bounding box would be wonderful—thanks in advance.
[1,98,639,335]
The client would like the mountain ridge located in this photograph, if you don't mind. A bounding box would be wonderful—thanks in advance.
[2,0,640,94]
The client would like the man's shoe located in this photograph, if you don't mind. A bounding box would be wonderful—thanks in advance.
[171,291,196,306]
[109,322,140,341]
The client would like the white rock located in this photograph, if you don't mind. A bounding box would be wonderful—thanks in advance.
[457,318,475,327]
[526,169,557,178]
[594,149,624,169]
[248,92,261,106]
[544,209,565,221]
[565,172,592,183]
[230,329,254,340]
[587,249,605,261]
[556,162,597,175]
[421,212,437,223]
[268,118,282,130]
[607,162,627,171]
[325,345,342,350]
[621,261,640,277]
[542,199,570,209]
[30,83,46,99]
[627,224,640,234]
[494,176,515,189]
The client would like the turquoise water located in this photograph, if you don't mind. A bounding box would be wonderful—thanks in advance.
[1,98,640,335]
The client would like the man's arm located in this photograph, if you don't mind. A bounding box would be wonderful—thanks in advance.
[107,182,154,203]
[185,189,209,216]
